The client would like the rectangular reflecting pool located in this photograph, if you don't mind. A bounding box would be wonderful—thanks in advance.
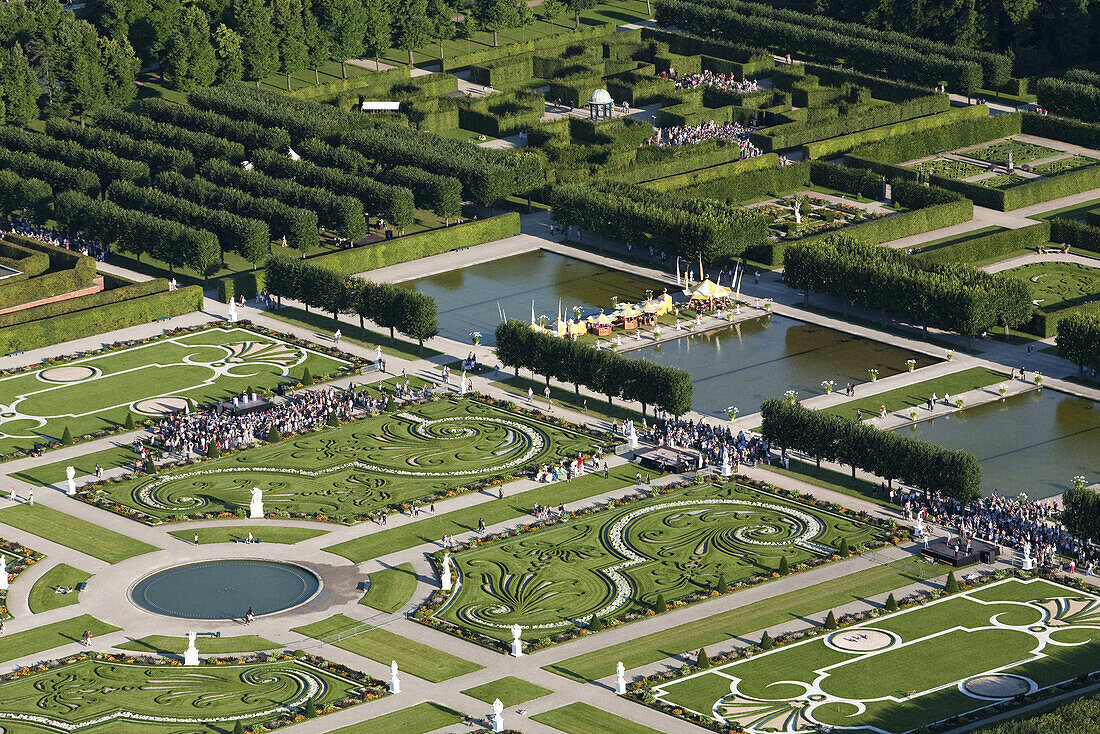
[397,250,664,345]
[896,390,1100,500]
[626,315,936,419]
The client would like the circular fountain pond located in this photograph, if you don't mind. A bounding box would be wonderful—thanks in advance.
[130,560,321,619]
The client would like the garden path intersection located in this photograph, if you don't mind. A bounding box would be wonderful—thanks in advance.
[0,220,1097,734]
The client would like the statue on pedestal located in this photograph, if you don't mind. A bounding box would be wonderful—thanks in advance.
[511,624,523,658]
[227,299,238,323]
[441,552,452,591]
[249,487,264,519]
[493,698,504,733]
[184,630,200,666]
[66,466,77,496]
[389,660,401,693]
[0,554,8,591]
[459,372,467,396]
[616,662,627,695]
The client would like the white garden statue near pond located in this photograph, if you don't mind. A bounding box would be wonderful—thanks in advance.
[184,630,200,666]
[66,465,76,496]
[249,487,264,519]
[0,553,7,591]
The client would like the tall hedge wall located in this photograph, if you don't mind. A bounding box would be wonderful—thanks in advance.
[915,222,1050,264]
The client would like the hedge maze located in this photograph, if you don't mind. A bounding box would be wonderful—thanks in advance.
[431,481,879,640]
[0,326,346,455]
[91,398,599,523]
[652,578,1100,734]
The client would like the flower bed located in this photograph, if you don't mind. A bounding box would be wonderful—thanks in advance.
[0,538,44,619]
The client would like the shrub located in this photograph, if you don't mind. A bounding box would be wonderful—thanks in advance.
[806,104,995,160]
[300,368,313,386]
[61,426,73,445]
[327,412,339,427]
[778,555,789,575]
[653,593,667,612]
[945,571,960,593]
[885,593,898,612]
[207,443,221,459]
[267,427,282,443]
[824,611,837,630]
[918,221,1051,264]
[697,648,710,669]
[837,537,849,557]
[715,571,727,592]
[124,414,135,430]
[1055,311,1100,376]
[303,698,317,718]
[759,631,773,650]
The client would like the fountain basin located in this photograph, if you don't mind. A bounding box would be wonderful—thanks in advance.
[130,560,321,620]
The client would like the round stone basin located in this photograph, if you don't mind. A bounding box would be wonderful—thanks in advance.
[131,560,320,620]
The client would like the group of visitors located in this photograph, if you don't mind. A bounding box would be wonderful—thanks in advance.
[647,121,762,157]
[649,417,771,469]
[903,489,1090,570]
[665,69,761,94]
[2,216,109,261]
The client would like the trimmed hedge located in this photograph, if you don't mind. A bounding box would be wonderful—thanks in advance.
[641,28,774,76]
[1055,312,1100,375]
[248,150,413,229]
[0,282,203,354]
[0,148,101,197]
[154,172,318,251]
[929,162,1100,211]
[94,108,246,163]
[809,161,881,199]
[761,399,982,501]
[0,169,53,222]
[1024,301,1100,339]
[1033,76,1100,123]
[1052,218,1100,256]
[0,238,50,279]
[916,222,1050,264]
[0,126,149,188]
[802,104,992,159]
[188,84,372,144]
[138,98,290,154]
[0,256,97,311]
[378,166,462,219]
[441,26,628,71]
[45,118,195,177]
[645,154,809,203]
[307,213,521,273]
[1021,112,1100,150]
[217,270,267,303]
[846,108,1017,165]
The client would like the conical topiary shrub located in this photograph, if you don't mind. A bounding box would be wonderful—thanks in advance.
[760,631,773,650]
[778,556,789,575]
[267,427,281,443]
[945,571,960,594]
[652,593,666,613]
[838,537,850,557]
[715,572,727,592]
[824,611,837,630]
[303,698,317,718]
[697,647,710,669]
[61,426,73,445]
[328,411,339,427]
[124,413,134,430]
[885,593,898,612]
[300,368,313,386]
[207,443,220,459]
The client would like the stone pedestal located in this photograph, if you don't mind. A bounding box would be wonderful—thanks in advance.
[183,645,200,666]
[511,638,523,657]
[1022,556,1034,571]
[494,713,504,733]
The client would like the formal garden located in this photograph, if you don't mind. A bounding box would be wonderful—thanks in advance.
[421,479,886,644]
[81,396,604,523]
[0,652,387,733]
[650,577,1100,734]
[0,324,350,457]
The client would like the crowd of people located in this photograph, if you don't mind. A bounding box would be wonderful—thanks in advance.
[2,216,109,261]
[665,69,761,94]
[648,120,763,157]
[904,490,1090,570]
[145,383,429,460]
[647,417,771,469]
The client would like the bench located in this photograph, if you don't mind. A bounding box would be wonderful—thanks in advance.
[153,316,171,323]
[76,582,88,592]
[934,149,946,154]
[357,581,371,591]
[5,351,24,357]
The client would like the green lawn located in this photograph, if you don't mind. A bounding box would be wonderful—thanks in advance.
[327,702,466,734]
[359,563,419,613]
[95,398,599,523]
[761,459,895,507]
[545,557,944,683]
[324,463,643,562]
[651,578,1097,734]
[1030,196,1100,221]
[293,614,483,682]
[0,504,159,563]
[816,366,1008,420]
[114,635,281,654]
[265,305,442,361]
[462,676,553,706]
[1002,262,1100,311]
[12,445,139,487]
[28,564,93,614]
[167,526,329,545]
[435,481,880,641]
[533,702,664,734]
[492,374,646,424]
[0,615,120,664]
[0,325,347,454]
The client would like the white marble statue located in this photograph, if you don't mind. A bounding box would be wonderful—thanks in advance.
[628,420,638,449]
[249,487,264,519]
[390,660,401,693]
[459,371,467,396]
[493,698,504,733]
[375,345,382,365]
[66,465,77,496]
[441,552,452,591]
[616,661,627,695]
[720,446,732,477]
[0,553,8,591]
[511,624,523,658]
[184,630,200,666]
[227,299,237,323]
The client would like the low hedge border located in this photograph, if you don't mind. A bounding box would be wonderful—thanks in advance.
[929,162,1100,211]
[413,476,902,655]
[915,221,1050,264]
[642,152,791,190]
[0,239,50,280]
[631,568,1098,734]
[0,256,98,311]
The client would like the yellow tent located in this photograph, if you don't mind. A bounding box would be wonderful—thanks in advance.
[691,279,733,300]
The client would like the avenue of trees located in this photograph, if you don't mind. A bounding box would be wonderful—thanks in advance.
[760,398,983,502]
[495,318,695,417]
[1055,312,1100,377]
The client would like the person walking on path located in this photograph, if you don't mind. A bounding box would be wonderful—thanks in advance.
[333,329,341,345]
[82,630,92,646]
[477,518,486,534]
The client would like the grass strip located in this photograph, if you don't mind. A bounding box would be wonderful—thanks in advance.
[462,676,553,706]
[324,464,644,562]
[114,635,280,654]
[326,702,465,734]
[544,557,943,683]
[532,702,663,734]
[492,375,645,425]
[0,504,159,563]
[293,614,482,682]
[12,445,138,487]
[28,564,93,614]
[761,459,895,507]
[359,563,418,613]
[168,526,329,545]
[0,615,120,664]
[266,306,441,361]
[817,366,1008,421]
